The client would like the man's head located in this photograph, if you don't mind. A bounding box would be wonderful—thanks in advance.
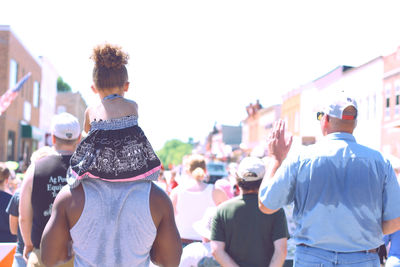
[0,162,10,185]
[317,92,358,135]
[51,112,81,148]
[236,157,266,192]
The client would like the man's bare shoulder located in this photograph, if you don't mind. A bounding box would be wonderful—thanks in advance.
[149,183,174,227]
[55,184,84,228]
[150,183,173,210]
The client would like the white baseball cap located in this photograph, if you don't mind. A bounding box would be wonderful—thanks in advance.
[192,207,217,240]
[51,112,81,140]
[236,157,266,182]
[322,92,358,120]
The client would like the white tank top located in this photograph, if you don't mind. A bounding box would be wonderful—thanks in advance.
[70,180,156,267]
[175,184,215,240]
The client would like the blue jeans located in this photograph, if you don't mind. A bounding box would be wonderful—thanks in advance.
[294,245,380,267]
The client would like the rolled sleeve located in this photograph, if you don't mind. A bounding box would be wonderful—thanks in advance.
[259,158,297,210]
[382,163,400,221]
[6,191,19,217]
[271,208,290,242]
[210,210,225,242]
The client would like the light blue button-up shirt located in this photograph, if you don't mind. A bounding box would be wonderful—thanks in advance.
[260,132,400,252]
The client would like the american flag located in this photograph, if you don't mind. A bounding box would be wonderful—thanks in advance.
[0,72,32,116]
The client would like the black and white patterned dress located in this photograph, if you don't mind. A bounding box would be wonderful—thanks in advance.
[67,115,161,188]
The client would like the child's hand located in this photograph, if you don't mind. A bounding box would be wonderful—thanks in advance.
[81,130,88,139]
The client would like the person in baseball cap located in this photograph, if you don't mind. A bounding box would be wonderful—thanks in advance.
[210,156,289,267]
[259,90,400,266]
[19,112,81,267]
[236,156,266,183]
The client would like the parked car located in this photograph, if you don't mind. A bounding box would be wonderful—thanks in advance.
[206,161,228,184]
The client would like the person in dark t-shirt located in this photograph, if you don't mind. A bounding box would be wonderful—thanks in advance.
[0,162,16,243]
[6,188,25,267]
[19,113,81,266]
[210,157,289,267]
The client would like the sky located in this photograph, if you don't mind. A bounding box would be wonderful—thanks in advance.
[2,0,400,150]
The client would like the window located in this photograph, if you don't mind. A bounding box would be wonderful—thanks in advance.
[33,81,40,107]
[385,84,391,119]
[396,80,400,116]
[9,59,18,89]
[7,131,15,161]
[372,94,376,119]
[24,101,31,122]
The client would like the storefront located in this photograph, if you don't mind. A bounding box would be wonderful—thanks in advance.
[19,124,43,170]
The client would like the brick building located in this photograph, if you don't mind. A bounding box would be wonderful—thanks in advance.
[0,25,42,163]
[382,46,400,158]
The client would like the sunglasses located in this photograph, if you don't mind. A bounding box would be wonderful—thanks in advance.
[317,111,325,121]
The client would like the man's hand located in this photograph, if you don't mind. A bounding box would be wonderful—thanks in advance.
[211,240,239,267]
[268,120,293,163]
[23,244,34,262]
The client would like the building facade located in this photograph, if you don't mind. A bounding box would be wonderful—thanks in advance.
[335,57,384,151]
[39,56,58,147]
[382,47,400,158]
[0,26,42,164]
[281,89,302,145]
[284,65,353,150]
[56,91,87,131]
[241,100,263,151]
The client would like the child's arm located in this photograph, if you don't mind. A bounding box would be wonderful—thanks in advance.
[83,108,91,134]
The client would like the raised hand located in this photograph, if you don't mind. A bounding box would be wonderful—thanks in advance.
[267,119,293,163]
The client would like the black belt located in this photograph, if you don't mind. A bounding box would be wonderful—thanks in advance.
[298,243,377,254]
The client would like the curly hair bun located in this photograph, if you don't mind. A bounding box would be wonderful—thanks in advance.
[91,43,129,69]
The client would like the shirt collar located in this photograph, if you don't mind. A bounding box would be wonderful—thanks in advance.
[324,132,356,142]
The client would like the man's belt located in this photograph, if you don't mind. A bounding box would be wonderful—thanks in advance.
[298,243,378,254]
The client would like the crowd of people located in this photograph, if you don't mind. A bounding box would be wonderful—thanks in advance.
[0,42,399,267]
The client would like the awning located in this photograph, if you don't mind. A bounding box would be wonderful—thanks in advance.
[21,125,44,141]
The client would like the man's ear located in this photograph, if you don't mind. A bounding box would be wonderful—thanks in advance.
[124,82,129,92]
[91,85,98,94]
[321,114,330,128]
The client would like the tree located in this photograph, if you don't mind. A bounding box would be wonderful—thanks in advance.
[157,139,193,169]
[57,77,72,92]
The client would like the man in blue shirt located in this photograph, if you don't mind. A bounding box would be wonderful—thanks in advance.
[259,93,400,266]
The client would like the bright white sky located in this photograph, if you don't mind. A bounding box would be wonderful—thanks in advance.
[2,0,400,150]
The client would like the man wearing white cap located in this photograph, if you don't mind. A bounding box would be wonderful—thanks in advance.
[19,112,81,267]
[211,156,289,267]
[259,93,400,266]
